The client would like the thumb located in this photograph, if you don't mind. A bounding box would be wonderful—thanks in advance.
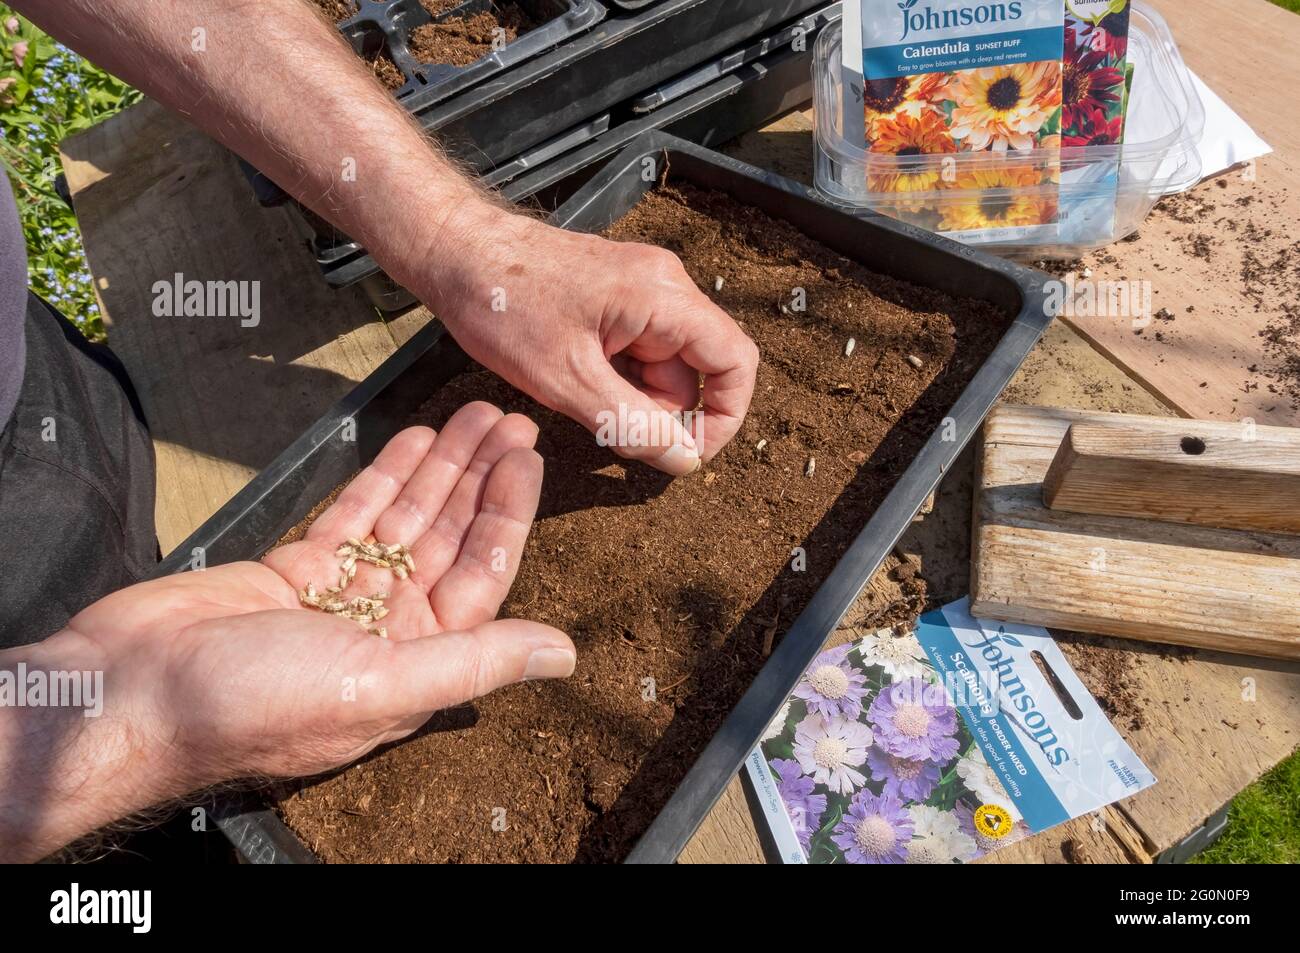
[569,358,702,476]
[375,619,575,717]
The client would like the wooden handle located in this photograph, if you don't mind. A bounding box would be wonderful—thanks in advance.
[1042,417,1300,534]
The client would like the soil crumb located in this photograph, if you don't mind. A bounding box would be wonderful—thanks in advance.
[410,4,540,66]
[368,53,406,90]
[309,0,357,22]
[277,183,1010,863]
[420,0,467,15]
[1055,632,1153,733]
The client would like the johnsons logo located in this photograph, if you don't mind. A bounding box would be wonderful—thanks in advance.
[961,627,1070,766]
[898,0,1025,41]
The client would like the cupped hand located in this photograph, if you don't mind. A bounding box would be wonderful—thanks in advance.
[64,403,573,788]
[411,212,759,477]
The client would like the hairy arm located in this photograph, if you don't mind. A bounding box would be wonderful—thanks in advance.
[0,630,188,863]
[20,0,491,301]
[19,0,758,474]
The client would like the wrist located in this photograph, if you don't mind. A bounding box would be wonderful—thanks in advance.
[368,185,534,329]
[0,631,199,861]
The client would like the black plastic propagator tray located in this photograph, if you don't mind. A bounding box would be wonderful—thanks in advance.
[408,0,824,169]
[160,133,1056,864]
[336,0,606,104]
[313,4,839,297]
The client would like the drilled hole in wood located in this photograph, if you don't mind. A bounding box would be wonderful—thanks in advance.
[1180,436,1207,455]
[1030,650,1083,721]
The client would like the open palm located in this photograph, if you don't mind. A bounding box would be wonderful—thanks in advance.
[68,403,574,785]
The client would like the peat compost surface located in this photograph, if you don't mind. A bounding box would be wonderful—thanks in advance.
[275,184,1010,862]
[410,4,543,68]
[310,0,357,23]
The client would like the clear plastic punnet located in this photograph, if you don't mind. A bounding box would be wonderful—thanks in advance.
[814,2,1205,259]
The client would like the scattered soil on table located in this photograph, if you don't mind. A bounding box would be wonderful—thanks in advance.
[309,0,357,23]
[409,4,540,67]
[276,184,1011,863]
[1054,633,1148,733]
[367,53,406,90]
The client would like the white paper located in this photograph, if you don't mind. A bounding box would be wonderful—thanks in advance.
[1183,69,1272,183]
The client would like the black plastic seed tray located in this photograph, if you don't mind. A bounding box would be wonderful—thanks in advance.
[163,132,1056,864]
[479,112,612,188]
[339,0,605,103]
[405,0,825,167]
[629,10,812,113]
[245,0,825,208]
[314,4,837,299]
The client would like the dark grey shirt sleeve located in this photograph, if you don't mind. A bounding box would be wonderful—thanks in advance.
[0,174,27,429]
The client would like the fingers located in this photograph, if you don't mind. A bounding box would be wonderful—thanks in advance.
[567,357,702,476]
[372,401,502,547]
[624,354,701,415]
[306,427,437,544]
[371,619,575,718]
[408,414,538,593]
[429,446,542,631]
[613,249,758,465]
[669,294,759,463]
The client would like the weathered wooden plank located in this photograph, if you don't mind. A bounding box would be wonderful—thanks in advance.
[973,405,1300,659]
[1043,416,1300,533]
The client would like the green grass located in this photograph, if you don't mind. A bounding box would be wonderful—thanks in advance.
[0,5,140,340]
[1271,0,1300,13]
[1194,753,1300,864]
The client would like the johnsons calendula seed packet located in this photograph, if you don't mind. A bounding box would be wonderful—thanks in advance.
[845,0,1066,242]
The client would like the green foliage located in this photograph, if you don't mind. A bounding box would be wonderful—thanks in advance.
[0,4,140,340]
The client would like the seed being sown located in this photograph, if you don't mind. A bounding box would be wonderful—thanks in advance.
[714,276,725,292]
[907,354,924,369]
[805,456,816,477]
[844,338,856,358]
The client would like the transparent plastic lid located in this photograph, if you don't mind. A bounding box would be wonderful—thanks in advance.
[812,1,1206,255]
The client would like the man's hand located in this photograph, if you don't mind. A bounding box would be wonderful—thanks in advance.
[397,212,759,477]
[0,406,573,861]
[18,0,759,477]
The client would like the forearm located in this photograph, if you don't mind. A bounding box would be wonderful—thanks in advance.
[0,632,187,862]
[18,0,509,305]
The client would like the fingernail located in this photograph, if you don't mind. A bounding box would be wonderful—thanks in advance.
[524,647,576,681]
[656,442,701,477]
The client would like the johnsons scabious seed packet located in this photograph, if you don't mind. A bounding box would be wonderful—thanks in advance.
[747,599,1155,864]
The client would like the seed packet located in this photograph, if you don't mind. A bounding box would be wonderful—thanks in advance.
[1053,1,1133,243]
[746,598,1155,864]
[843,0,1066,242]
